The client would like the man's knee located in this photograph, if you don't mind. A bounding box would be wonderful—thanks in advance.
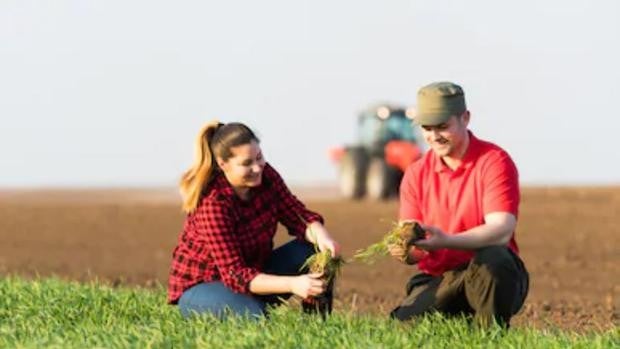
[472,246,517,276]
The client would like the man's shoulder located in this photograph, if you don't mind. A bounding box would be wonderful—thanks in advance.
[405,150,434,175]
[470,137,519,182]
[400,151,436,190]
[471,133,510,161]
[474,137,515,166]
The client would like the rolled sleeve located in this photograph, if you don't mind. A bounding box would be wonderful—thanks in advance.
[195,199,260,293]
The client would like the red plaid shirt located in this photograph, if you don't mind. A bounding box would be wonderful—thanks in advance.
[167,163,323,304]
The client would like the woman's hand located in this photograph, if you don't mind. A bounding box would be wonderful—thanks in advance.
[290,273,326,298]
[317,236,341,258]
[306,222,341,257]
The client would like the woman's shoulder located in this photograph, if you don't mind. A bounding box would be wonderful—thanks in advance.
[200,173,236,205]
[261,162,282,187]
[262,162,277,177]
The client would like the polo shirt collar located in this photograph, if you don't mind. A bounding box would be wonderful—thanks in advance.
[433,130,481,173]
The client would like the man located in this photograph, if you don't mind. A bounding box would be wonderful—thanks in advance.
[389,81,529,327]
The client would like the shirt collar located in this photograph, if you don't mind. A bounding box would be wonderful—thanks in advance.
[210,171,237,198]
[209,170,268,204]
[433,130,481,173]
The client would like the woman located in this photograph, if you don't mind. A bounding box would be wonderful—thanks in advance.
[168,120,341,319]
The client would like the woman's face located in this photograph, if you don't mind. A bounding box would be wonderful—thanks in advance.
[217,140,265,189]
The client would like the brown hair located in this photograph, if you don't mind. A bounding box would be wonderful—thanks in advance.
[179,120,259,213]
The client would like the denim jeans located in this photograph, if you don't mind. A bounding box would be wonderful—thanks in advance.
[178,239,314,319]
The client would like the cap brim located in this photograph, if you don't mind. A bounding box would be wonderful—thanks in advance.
[413,113,452,126]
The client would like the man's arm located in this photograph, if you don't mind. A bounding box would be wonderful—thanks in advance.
[416,149,520,251]
[415,212,516,251]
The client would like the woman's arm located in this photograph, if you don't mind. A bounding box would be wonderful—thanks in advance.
[197,199,261,293]
[304,221,341,257]
[249,273,325,298]
[264,164,340,255]
[198,198,330,297]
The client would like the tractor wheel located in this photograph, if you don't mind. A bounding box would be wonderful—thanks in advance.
[366,158,396,200]
[339,148,368,199]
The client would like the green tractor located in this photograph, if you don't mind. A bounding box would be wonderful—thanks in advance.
[328,104,423,200]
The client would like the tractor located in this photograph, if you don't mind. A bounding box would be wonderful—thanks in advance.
[328,104,423,200]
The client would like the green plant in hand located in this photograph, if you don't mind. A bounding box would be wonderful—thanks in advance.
[301,246,345,284]
[300,240,345,316]
[353,221,426,264]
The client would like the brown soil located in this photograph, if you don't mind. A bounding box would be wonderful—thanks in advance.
[1,187,618,331]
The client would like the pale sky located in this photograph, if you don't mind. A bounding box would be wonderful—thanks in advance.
[1,0,619,187]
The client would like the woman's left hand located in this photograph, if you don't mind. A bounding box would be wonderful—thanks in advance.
[317,236,341,258]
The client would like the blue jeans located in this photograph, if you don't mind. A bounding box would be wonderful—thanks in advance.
[178,239,314,319]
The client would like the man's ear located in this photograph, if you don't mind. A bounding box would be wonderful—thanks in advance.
[216,157,226,169]
[462,110,471,127]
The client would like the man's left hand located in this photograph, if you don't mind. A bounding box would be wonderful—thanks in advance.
[414,224,451,251]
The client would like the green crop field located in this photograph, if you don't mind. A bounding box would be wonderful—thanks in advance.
[0,277,617,349]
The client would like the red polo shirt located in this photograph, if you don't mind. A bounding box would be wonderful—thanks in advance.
[399,131,520,275]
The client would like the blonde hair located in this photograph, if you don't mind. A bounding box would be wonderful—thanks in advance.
[179,120,258,213]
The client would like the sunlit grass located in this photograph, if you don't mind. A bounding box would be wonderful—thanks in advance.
[0,277,617,348]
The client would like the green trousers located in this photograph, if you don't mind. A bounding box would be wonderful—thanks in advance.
[390,246,529,327]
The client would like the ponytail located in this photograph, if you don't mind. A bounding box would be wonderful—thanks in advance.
[179,120,222,213]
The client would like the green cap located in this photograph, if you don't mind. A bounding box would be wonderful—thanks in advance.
[414,81,466,125]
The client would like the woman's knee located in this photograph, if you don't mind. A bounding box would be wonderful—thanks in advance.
[285,239,315,259]
[178,282,265,319]
[265,239,314,275]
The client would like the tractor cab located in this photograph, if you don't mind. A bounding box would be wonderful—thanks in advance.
[357,104,417,153]
[329,104,423,200]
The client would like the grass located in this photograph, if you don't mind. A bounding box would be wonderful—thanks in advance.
[0,276,618,348]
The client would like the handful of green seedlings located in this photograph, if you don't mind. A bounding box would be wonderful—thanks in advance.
[301,248,345,284]
[353,221,426,264]
[299,245,344,317]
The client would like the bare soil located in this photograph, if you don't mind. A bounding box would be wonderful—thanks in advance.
[1,187,618,331]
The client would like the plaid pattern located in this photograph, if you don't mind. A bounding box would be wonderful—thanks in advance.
[168,163,323,304]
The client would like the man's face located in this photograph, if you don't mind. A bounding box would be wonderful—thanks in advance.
[420,111,470,158]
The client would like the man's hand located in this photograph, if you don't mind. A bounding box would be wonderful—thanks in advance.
[388,243,429,264]
[414,224,451,251]
[388,243,407,262]
[413,213,516,251]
